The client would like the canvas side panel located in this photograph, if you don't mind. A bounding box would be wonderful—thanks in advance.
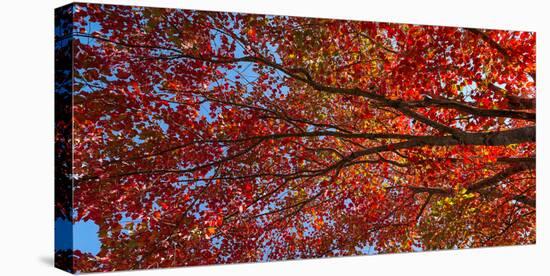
[54,3,75,274]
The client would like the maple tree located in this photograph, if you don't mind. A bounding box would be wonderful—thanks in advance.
[55,3,535,272]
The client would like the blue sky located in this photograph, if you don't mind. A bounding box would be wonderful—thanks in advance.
[55,218,101,254]
[58,8,281,257]
[57,5,383,259]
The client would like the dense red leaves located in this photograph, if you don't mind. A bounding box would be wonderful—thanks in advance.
[67,3,535,272]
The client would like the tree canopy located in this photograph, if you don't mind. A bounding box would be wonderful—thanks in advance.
[58,3,535,272]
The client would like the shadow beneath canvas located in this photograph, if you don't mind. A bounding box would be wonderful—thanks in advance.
[38,255,54,267]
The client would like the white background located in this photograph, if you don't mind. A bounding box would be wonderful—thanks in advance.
[0,0,548,275]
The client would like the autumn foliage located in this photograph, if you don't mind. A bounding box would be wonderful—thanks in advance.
[55,3,535,272]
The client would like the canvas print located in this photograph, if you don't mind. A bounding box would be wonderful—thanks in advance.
[55,2,536,273]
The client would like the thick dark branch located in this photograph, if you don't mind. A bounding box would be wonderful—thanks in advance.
[110,125,535,167]
[465,28,511,60]
[457,126,535,146]
[488,83,536,110]
[514,195,536,208]
[78,33,535,137]
[93,125,534,182]
[507,95,536,110]
[497,157,536,165]
[408,96,535,121]
[350,126,535,160]
[408,186,452,195]
[75,34,461,135]
[416,193,434,222]
[467,163,535,192]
